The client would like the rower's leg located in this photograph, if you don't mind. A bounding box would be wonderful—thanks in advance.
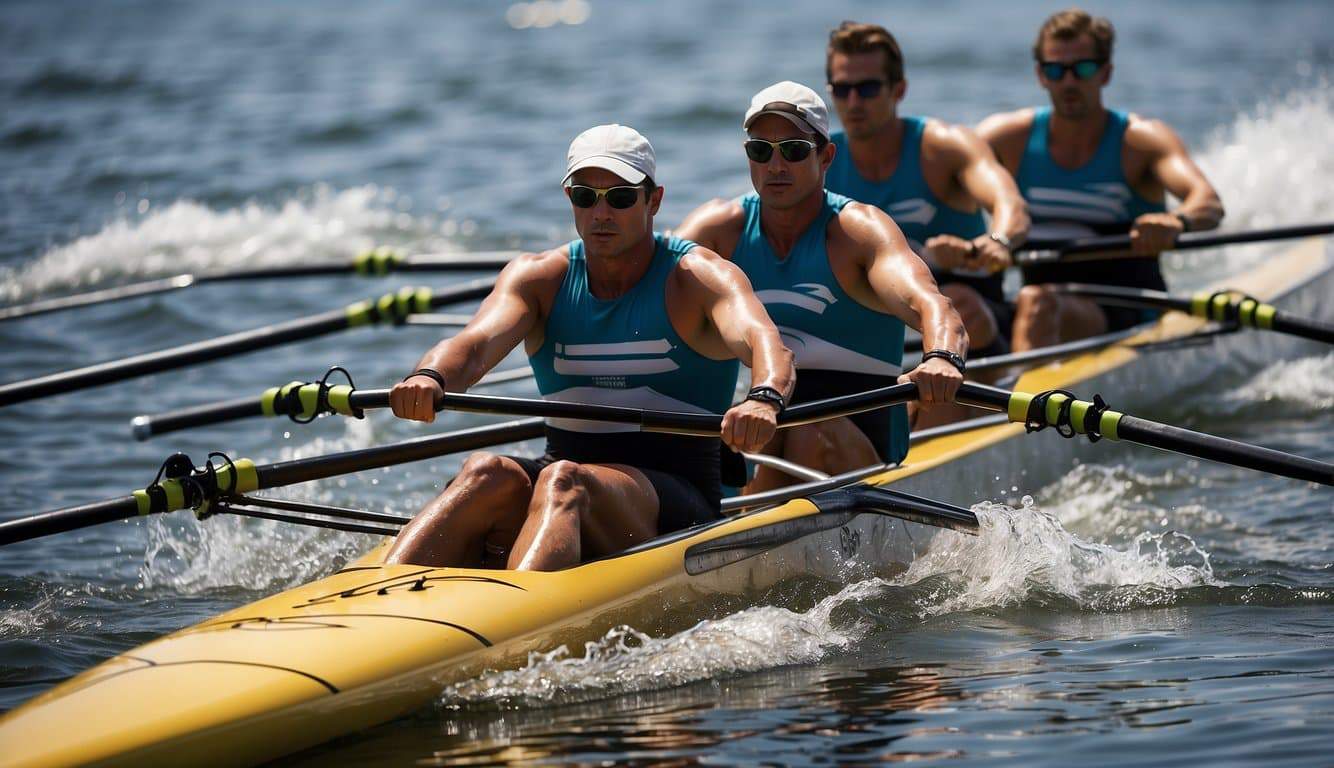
[1011,286,1108,352]
[746,419,878,493]
[508,461,658,572]
[941,283,998,351]
[384,452,533,568]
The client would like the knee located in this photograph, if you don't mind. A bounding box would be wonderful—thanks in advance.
[941,285,995,343]
[1015,284,1056,320]
[455,452,529,499]
[535,460,588,501]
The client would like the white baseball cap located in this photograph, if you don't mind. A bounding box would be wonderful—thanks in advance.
[561,124,655,186]
[742,81,831,141]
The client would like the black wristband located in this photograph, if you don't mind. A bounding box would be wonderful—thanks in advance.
[921,349,966,373]
[745,385,786,412]
[404,368,446,389]
[1173,211,1192,232]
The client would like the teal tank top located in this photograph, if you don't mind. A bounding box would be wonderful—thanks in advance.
[827,117,988,253]
[529,234,739,433]
[1017,107,1167,288]
[730,190,908,462]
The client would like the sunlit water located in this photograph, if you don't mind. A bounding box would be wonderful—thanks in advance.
[2,1,1332,765]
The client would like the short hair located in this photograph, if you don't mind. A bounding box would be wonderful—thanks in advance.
[827,21,905,85]
[1033,8,1115,61]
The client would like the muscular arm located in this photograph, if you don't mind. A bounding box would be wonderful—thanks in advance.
[392,250,563,422]
[676,249,794,399]
[1132,118,1224,231]
[675,248,794,452]
[950,126,1030,245]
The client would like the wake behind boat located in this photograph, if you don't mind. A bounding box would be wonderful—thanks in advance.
[1,235,1329,767]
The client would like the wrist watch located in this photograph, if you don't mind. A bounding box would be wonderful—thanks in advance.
[745,385,786,412]
[988,232,1013,252]
[921,349,966,373]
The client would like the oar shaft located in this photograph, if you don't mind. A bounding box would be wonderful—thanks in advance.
[0,497,140,546]
[132,397,266,440]
[0,279,494,408]
[1116,415,1333,485]
[0,275,196,321]
[1018,222,1334,264]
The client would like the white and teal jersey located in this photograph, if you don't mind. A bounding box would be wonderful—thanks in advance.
[529,234,739,433]
[731,191,906,377]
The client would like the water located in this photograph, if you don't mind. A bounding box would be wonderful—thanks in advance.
[2,0,1332,764]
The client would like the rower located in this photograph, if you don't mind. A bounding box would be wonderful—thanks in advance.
[386,124,795,571]
[823,21,1029,371]
[675,82,968,493]
[978,7,1224,351]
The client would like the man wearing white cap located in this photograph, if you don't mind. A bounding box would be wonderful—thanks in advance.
[676,82,967,491]
[386,124,795,570]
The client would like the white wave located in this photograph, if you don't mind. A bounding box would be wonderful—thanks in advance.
[1225,352,1334,410]
[1166,84,1334,285]
[0,184,467,303]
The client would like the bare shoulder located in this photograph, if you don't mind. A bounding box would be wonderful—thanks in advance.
[831,200,902,255]
[976,108,1036,145]
[921,118,992,163]
[674,244,748,291]
[497,246,570,297]
[674,197,745,248]
[1123,113,1188,155]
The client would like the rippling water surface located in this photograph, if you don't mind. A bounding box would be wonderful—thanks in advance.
[1,1,1332,765]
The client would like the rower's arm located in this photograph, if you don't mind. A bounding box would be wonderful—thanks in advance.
[1141,121,1224,231]
[392,252,559,422]
[951,126,1030,246]
[678,249,794,399]
[844,203,969,357]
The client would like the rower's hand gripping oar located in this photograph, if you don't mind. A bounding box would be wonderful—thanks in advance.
[0,279,498,408]
[956,382,1333,486]
[1047,283,1334,345]
[135,373,923,439]
[1015,221,1334,266]
[0,246,519,323]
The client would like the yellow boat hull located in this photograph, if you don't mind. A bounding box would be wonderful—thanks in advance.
[2,239,1329,767]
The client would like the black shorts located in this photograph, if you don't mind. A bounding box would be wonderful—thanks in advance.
[504,453,721,535]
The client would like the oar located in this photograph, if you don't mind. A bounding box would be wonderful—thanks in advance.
[955,382,1333,486]
[1016,221,1334,266]
[0,279,496,408]
[0,417,545,545]
[131,375,920,440]
[1047,283,1334,344]
[2,384,924,545]
[0,247,519,322]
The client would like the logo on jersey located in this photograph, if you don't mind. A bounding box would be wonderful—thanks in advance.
[887,198,937,226]
[553,339,678,387]
[1027,183,1133,224]
[754,282,837,314]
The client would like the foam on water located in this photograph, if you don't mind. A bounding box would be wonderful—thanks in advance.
[1222,352,1334,411]
[0,184,464,303]
[440,500,1221,708]
[1165,85,1334,284]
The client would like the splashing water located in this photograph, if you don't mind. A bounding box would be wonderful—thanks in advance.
[136,417,396,595]
[1166,85,1334,283]
[0,184,464,303]
[441,499,1221,708]
[1224,352,1334,411]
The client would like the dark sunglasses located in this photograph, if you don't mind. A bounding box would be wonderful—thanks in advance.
[1039,59,1106,81]
[828,79,886,100]
[744,138,818,164]
[566,184,643,209]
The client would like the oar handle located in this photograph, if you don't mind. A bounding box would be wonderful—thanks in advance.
[1017,221,1334,265]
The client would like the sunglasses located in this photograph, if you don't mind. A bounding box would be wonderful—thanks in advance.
[828,79,886,100]
[744,138,818,164]
[566,184,644,209]
[1039,59,1106,81]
